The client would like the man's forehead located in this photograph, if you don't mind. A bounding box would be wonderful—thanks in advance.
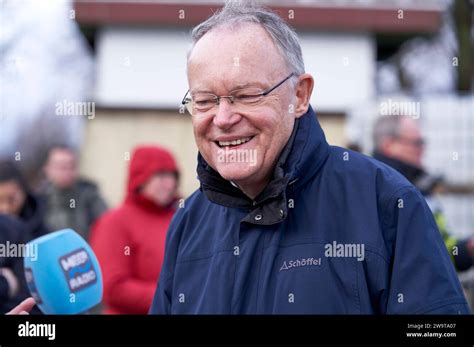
[189,42,271,72]
[190,22,274,55]
[400,117,420,132]
[187,32,286,92]
[188,23,284,72]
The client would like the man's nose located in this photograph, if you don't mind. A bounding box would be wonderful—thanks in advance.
[213,98,242,130]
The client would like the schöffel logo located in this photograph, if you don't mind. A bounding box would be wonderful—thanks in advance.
[59,248,97,292]
[279,257,321,271]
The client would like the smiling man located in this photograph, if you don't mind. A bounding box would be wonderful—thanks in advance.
[149,1,470,314]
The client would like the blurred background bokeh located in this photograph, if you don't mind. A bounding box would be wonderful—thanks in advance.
[1,0,473,303]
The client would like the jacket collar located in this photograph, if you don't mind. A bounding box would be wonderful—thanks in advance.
[372,151,443,195]
[197,106,329,225]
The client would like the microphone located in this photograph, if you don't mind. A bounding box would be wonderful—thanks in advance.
[23,229,103,314]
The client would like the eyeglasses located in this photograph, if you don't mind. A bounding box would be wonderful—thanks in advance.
[181,73,295,116]
[396,136,425,148]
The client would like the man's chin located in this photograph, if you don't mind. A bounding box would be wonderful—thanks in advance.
[214,162,259,183]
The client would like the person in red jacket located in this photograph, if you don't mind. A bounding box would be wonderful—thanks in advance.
[90,145,180,314]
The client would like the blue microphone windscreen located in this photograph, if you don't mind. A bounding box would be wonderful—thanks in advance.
[24,229,103,314]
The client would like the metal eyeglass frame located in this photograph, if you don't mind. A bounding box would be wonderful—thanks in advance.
[181,72,295,115]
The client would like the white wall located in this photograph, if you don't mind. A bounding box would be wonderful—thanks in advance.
[300,32,375,112]
[95,27,375,113]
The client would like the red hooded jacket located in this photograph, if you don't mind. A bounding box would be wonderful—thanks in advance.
[90,146,179,314]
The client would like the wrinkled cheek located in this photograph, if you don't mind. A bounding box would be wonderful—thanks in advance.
[193,121,211,151]
[200,142,217,168]
[193,129,207,153]
[191,118,202,137]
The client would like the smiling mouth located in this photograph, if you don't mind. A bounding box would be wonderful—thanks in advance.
[215,136,254,148]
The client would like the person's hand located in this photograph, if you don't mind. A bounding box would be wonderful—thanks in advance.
[6,297,36,315]
[0,267,19,298]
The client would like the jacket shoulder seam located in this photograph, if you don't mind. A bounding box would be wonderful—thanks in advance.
[381,184,416,228]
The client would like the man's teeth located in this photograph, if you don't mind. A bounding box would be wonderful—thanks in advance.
[218,137,252,147]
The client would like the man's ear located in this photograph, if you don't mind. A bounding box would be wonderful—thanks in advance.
[293,73,314,118]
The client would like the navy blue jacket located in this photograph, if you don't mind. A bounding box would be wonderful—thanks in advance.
[150,107,470,314]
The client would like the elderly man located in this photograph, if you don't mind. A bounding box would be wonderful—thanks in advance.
[9,1,470,316]
[148,2,469,314]
[372,116,474,272]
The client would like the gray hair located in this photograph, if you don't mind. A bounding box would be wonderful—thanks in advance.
[188,0,305,77]
[372,116,403,150]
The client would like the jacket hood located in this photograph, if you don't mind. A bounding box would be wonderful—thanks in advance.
[126,146,179,204]
[197,106,330,225]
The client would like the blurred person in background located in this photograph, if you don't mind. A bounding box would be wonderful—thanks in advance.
[0,163,46,315]
[372,116,474,272]
[0,161,49,241]
[40,145,108,240]
[0,214,28,314]
[91,145,180,314]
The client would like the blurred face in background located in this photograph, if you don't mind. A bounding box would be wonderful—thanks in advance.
[140,172,178,207]
[382,117,425,168]
[44,148,78,189]
[0,180,26,216]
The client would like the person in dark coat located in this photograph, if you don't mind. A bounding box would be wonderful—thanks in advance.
[8,1,472,316]
[0,162,47,315]
[0,214,35,314]
[372,116,474,272]
[0,214,24,313]
[40,145,108,240]
[0,161,49,241]
[149,2,469,314]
